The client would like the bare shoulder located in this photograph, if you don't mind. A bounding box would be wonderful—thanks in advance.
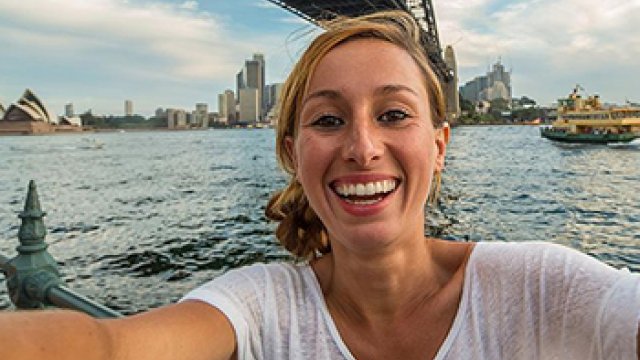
[105,301,236,360]
[429,238,475,274]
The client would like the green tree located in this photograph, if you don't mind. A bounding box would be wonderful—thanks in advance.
[80,110,105,128]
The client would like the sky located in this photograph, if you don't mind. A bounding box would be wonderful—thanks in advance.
[0,0,638,117]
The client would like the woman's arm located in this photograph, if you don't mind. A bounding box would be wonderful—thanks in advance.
[1,309,112,360]
[0,301,236,360]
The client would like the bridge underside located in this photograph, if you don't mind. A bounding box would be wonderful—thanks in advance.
[267,0,409,21]
[267,0,452,83]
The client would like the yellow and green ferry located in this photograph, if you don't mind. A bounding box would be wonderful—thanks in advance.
[540,87,640,144]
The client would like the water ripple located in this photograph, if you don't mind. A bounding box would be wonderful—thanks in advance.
[0,127,638,313]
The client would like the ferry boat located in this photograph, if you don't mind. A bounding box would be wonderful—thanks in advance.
[540,87,640,144]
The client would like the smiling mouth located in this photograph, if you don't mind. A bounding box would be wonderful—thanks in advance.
[330,179,399,205]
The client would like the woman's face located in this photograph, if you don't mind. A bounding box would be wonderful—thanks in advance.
[287,39,448,254]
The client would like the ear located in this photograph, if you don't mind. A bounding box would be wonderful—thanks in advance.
[284,136,297,171]
[434,122,450,172]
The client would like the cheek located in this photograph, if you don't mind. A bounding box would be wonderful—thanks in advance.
[395,130,439,187]
[401,128,437,161]
[295,135,330,185]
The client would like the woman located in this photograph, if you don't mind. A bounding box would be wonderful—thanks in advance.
[1,10,639,360]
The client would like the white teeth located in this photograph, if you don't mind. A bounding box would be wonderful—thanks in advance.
[365,183,375,194]
[383,180,392,192]
[347,198,380,205]
[335,179,397,197]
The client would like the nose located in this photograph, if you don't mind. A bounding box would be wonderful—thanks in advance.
[342,118,383,167]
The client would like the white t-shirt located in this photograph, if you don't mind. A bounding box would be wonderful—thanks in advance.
[181,242,640,359]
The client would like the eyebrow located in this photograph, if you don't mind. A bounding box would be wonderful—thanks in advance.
[376,84,420,97]
[302,89,341,107]
[302,84,420,107]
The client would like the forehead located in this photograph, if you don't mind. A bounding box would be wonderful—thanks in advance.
[306,38,427,97]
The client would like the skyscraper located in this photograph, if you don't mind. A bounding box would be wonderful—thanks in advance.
[236,70,244,104]
[125,100,133,116]
[264,83,283,114]
[65,103,74,117]
[238,88,259,124]
[195,103,208,128]
[236,53,266,122]
[217,94,225,124]
[218,89,235,124]
[459,59,512,103]
[166,108,187,129]
[243,60,260,89]
[253,53,266,116]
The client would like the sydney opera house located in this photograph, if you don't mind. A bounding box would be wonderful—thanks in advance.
[0,89,83,135]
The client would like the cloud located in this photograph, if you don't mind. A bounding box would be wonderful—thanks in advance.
[179,1,198,11]
[435,0,640,103]
[3,0,637,112]
[0,0,273,83]
[253,0,279,9]
[0,0,313,115]
[278,16,310,25]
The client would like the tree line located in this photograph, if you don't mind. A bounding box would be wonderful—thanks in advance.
[458,95,549,125]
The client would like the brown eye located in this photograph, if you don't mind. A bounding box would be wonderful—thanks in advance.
[378,109,409,124]
[312,115,344,128]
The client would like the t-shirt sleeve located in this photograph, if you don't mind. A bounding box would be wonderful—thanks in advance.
[475,242,640,359]
[179,265,268,360]
[544,244,640,359]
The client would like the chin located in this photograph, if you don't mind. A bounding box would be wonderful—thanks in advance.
[329,223,402,252]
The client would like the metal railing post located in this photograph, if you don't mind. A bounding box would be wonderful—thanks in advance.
[0,180,122,318]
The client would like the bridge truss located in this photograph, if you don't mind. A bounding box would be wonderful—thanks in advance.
[266,0,452,82]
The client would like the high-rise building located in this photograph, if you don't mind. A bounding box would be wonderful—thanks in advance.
[218,89,235,124]
[207,112,218,126]
[243,60,260,89]
[124,100,133,116]
[194,103,208,128]
[244,60,261,119]
[459,59,512,104]
[264,83,283,114]
[264,83,284,127]
[236,53,266,121]
[489,60,510,87]
[166,108,187,129]
[65,103,74,117]
[460,78,481,103]
[217,94,225,118]
[236,70,244,104]
[253,53,266,116]
[238,88,259,124]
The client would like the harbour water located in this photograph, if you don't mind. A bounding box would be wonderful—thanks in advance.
[1,126,639,314]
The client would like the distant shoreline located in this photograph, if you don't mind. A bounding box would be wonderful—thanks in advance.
[0,126,277,136]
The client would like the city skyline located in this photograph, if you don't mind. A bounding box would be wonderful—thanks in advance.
[0,0,638,116]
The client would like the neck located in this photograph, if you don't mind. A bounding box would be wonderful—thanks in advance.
[313,231,449,324]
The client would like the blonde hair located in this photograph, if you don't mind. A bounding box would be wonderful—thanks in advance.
[265,10,447,260]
